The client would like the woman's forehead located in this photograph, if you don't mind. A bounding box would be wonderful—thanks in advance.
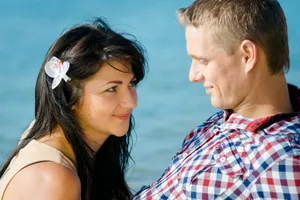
[91,61,134,82]
[106,59,133,73]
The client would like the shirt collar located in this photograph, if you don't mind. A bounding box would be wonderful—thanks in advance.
[221,83,300,133]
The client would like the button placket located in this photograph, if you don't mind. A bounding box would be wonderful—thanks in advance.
[215,135,247,177]
[214,154,219,160]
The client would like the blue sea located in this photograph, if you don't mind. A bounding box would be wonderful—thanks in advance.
[0,0,299,192]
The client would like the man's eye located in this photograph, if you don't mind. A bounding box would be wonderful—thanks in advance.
[198,59,208,65]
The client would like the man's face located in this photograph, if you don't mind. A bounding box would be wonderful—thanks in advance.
[185,25,248,110]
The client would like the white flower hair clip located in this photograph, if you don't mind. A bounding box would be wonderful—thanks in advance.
[45,56,71,89]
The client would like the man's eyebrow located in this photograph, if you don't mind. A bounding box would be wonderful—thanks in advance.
[189,54,199,59]
[189,54,207,60]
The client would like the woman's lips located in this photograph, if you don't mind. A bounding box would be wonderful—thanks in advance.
[113,113,131,120]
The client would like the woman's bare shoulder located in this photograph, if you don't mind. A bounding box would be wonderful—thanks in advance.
[3,161,81,200]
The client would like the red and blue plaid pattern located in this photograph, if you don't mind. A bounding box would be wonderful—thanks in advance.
[133,109,300,199]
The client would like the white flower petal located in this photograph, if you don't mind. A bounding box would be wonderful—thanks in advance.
[45,56,71,89]
[52,77,62,89]
[45,61,60,78]
[50,56,59,62]
[61,62,70,74]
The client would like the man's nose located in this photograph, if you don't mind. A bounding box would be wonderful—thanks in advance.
[189,65,204,82]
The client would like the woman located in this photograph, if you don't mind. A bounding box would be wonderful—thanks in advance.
[0,17,147,200]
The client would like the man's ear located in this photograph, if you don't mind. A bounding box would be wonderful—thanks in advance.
[240,40,258,73]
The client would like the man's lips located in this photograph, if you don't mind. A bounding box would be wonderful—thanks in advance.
[203,84,213,88]
[204,85,213,89]
[204,85,213,94]
[113,113,131,120]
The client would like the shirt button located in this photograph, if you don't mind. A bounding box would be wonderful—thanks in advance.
[183,153,188,158]
[219,156,226,162]
[213,129,218,134]
[214,154,219,160]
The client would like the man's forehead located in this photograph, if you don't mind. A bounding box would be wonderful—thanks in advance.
[185,25,216,54]
[185,25,200,40]
[185,25,213,45]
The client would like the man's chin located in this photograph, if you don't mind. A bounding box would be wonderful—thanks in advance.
[210,98,223,109]
[211,100,231,111]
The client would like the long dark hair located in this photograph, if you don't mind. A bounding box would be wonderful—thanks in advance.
[0,17,147,200]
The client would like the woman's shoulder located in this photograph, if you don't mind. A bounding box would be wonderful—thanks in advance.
[37,129,76,166]
[3,161,81,200]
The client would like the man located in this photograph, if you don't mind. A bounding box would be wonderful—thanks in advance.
[134,0,300,199]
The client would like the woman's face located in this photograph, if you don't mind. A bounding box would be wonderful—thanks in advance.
[75,60,137,146]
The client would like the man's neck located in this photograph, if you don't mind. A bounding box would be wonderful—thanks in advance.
[233,76,293,119]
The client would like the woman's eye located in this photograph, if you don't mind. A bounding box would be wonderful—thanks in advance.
[129,80,137,88]
[106,86,117,92]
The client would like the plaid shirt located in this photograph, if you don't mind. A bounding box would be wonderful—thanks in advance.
[133,85,300,200]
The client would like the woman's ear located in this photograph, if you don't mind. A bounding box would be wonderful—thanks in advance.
[71,104,78,112]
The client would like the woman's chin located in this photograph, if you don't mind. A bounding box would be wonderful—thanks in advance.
[111,130,129,137]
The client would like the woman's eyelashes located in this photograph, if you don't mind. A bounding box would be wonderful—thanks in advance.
[129,79,137,88]
[106,86,118,93]
[105,80,137,93]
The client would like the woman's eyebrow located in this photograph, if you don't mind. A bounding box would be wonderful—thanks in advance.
[102,80,123,87]
[101,76,136,87]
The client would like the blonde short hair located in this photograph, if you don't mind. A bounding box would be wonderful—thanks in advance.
[177,0,290,74]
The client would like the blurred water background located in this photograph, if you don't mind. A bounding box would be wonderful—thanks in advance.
[0,0,299,192]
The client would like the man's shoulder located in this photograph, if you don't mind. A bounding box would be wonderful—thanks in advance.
[255,113,300,157]
[259,112,300,140]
